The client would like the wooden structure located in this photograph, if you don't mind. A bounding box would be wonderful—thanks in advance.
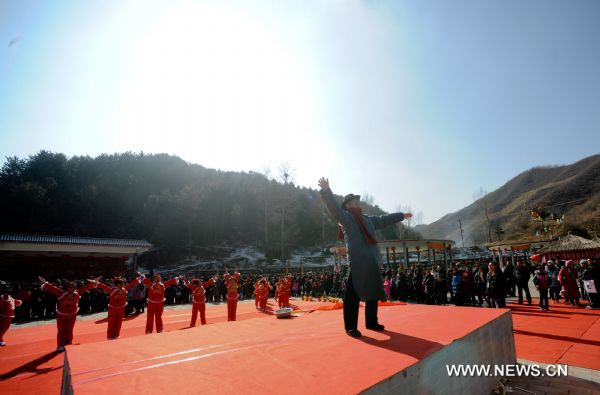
[536,234,600,260]
[0,233,153,280]
[331,239,455,271]
[487,239,553,267]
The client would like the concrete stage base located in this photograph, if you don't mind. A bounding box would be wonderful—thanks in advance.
[62,305,515,395]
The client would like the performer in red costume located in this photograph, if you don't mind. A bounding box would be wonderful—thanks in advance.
[255,278,270,310]
[280,274,293,308]
[184,276,214,326]
[254,279,261,308]
[275,278,284,308]
[97,276,141,339]
[0,288,22,346]
[224,270,240,321]
[140,273,179,334]
[39,276,98,351]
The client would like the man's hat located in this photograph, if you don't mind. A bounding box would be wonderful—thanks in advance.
[342,193,360,209]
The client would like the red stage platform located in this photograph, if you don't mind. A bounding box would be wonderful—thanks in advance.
[62,305,514,395]
[509,299,600,371]
[5,300,600,395]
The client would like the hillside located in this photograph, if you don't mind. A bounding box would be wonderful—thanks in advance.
[415,155,600,245]
[0,151,414,265]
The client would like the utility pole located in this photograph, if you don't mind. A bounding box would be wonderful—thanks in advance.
[322,207,325,246]
[458,219,465,248]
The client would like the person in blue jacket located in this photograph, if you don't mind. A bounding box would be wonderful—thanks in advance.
[318,177,411,338]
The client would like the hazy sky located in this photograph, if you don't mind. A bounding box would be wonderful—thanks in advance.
[1,0,599,224]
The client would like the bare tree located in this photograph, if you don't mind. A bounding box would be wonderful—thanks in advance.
[362,192,375,206]
[175,184,205,256]
[361,192,381,215]
[277,162,295,261]
[414,210,425,226]
[277,161,295,185]
[396,204,413,228]
[261,165,271,245]
[473,187,492,244]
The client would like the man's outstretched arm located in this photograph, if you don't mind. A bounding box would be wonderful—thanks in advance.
[369,212,412,230]
[318,177,351,227]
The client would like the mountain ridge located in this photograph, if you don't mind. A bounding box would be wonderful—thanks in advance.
[415,154,600,245]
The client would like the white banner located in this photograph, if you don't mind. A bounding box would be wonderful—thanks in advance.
[583,280,597,294]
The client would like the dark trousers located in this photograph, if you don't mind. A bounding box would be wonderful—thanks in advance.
[490,296,506,308]
[517,283,532,304]
[538,288,549,309]
[549,286,561,301]
[588,292,599,308]
[344,273,378,331]
[476,292,484,306]
[507,282,515,297]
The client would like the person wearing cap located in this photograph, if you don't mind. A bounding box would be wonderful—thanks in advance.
[0,289,22,346]
[96,276,141,339]
[318,177,411,338]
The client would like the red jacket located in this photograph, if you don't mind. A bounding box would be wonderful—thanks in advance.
[558,267,580,298]
[224,273,240,300]
[143,277,178,304]
[0,295,22,318]
[43,282,96,315]
[255,282,270,299]
[186,279,214,304]
[97,279,140,308]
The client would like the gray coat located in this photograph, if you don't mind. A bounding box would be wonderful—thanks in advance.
[320,189,405,301]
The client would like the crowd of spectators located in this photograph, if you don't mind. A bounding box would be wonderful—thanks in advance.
[385,257,599,310]
[3,257,598,324]
[3,269,345,323]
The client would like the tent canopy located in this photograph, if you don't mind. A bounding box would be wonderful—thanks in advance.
[537,234,600,254]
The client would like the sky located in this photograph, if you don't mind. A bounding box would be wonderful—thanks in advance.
[1,0,599,224]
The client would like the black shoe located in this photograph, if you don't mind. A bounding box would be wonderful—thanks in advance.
[366,323,385,331]
[346,329,362,338]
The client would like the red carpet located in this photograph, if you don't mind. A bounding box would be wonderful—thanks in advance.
[509,299,600,370]
[1,298,598,394]
[0,299,395,394]
[64,304,506,395]
[0,300,325,395]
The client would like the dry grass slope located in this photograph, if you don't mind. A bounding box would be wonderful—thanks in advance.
[417,155,600,245]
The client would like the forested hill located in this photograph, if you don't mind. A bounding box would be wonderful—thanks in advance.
[0,151,418,260]
[415,154,600,245]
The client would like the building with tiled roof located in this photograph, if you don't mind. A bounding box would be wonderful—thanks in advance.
[0,233,153,280]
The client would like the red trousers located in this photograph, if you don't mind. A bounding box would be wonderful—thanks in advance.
[280,293,290,308]
[259,296,268,310]
[57,314,77,347]
[107,306,125,339]
[254,294,259,308]
[146,302,164,333]
[0,317,12,342]
[190,302,206,326]
[227,298,237,321]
